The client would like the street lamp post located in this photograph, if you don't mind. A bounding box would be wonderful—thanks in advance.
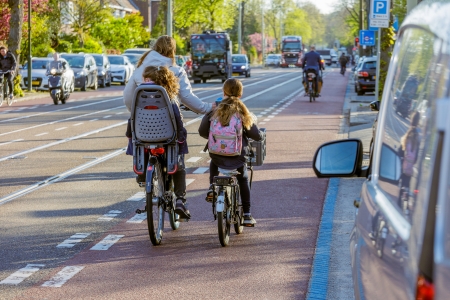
[167,0,172,37]
[27,0,32,92]
[238,1,242,54]
[261,4,265,65]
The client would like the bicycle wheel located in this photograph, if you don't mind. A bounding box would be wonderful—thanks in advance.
[167,178,180,230]
[233,185,244,234]
[217,192,231,246]
[309,83,313,102]
[0,85,4,107]
[146,162,165,245]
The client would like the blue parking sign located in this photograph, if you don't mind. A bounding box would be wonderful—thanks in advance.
[360,30,375,46]
[370,0,390,19]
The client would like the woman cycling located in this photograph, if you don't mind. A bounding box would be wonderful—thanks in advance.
[198,78,265,226]
[123,35,213,114]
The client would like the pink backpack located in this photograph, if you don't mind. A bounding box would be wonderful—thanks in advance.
[208,114,243,156]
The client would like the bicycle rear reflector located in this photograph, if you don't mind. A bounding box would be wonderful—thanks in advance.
[150,147,165,155]
[144,105,159,110]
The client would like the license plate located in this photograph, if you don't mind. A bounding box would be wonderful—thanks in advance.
[32,81,40,85]
[232,73,240,76]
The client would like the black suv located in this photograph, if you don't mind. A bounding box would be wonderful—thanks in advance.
[92,54,111,88]
[353,57,376,95]
[61,53,98,91]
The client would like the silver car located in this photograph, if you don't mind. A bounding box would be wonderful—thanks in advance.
[264,54,281,67]
[20,57,75,92]
[313,0,450,298]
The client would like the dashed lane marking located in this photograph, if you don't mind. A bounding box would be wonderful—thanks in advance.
[103,115,111,118]
[186,156,201,163]
[127,213,147,224]
[193,167,209,174]
[41,266,84,288]
[57,233,91,248]
[263,119,271,122]
[55,127,67,131]
[0,264,45,285]
[73,122,84,126]
[35,132,48,136]
[186,179,195,186]
[259,122,266,125]
[97,210,122,221]
[126,192,145,201]
[0,139,24,146]
[90,118,98,122]
[90,234,124,250]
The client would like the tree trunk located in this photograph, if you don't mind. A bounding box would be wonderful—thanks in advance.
[7,0,24,70]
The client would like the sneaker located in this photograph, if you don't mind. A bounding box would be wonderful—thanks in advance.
[205,185,216,203]
[243,214,256,227]
[175,199,191,219]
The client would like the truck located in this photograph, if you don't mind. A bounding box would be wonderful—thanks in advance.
[187,31,232,84]
[280,36,303,68]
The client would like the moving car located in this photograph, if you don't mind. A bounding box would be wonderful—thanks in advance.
[20,57,75,92]
[316,49,334,66]
[264,54,281,67]
[61,53,98,91]
[107,55,134,85]
[91,54,111,88]
[232,54,251,77]
[354,56,376,95]
[313,1,450,298]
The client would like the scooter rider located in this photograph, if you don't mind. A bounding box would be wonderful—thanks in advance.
[301,45,323,95]
[46,52,68,95]
[0,46,17,100]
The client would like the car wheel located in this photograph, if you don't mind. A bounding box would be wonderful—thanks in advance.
[101,76,106,88]
[194,79,201,84]
[202,78,207,83]
[106,74,111,87]
[81,80,87,91]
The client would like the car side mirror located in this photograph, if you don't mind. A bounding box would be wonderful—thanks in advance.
[313,139,364,177]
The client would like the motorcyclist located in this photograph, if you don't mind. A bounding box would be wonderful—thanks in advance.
[46,52,68,94]
[0,46,17,100]
[301,45,324,96]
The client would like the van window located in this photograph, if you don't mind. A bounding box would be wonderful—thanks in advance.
[363,61,377,69]
[377,27,443,227]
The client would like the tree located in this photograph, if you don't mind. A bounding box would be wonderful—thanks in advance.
[5,0,24,66]
[298,3,325,46]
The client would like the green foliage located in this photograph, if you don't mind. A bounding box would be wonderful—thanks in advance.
[248,45,257,64]
[55,40,72,53]
[378,24,395,100]
[13,74,24,97]
[72,37,104,54]
[173,33,186,55]
[284,8,311,41]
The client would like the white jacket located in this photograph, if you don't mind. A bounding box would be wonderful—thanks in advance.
[123,50,212,114]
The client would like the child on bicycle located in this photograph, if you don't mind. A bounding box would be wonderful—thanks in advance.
[126,65,190,219]
[198,78,265,226]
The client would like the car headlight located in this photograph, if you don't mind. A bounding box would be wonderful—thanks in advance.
[100,71,105,76]
[241,66,246,69]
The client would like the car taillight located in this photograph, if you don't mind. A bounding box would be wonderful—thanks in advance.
[358,71,369,77]
[416,275,434,300]
[150,147,165,156]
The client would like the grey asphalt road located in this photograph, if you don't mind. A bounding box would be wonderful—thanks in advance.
[1,67,349,300]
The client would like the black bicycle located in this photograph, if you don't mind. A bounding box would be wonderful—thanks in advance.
[0,70,14,107]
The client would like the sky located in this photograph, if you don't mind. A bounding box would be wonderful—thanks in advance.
[299,0,340,14]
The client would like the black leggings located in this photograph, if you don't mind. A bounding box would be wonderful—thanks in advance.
[209,162,251,214]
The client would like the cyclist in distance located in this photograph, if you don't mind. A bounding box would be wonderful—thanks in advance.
[339,53,348,75]
[301,45,323,96]
[198,78,265,226]
[0,46,17,100]
[126,65,191,219]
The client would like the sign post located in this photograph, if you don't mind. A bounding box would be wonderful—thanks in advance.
[369,0,390,99]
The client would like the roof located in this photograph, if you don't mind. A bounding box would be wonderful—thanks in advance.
[109,0,139,13]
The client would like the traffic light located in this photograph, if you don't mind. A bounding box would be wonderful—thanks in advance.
[355,37,360,47]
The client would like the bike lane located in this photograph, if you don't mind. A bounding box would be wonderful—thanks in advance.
[16,70,348,300]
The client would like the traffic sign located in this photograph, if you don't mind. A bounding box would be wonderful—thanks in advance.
[370,19,389,28]
[359,30,375,46]
[370,0,390,19]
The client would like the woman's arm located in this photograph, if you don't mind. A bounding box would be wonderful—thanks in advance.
[123,70,142,112]
[246,124,265,142]
[176,67,212,114]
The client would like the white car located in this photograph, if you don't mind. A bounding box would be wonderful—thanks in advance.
[20,57,75,92]
[107,55,134,85]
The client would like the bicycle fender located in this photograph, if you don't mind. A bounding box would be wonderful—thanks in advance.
[145,164,154,194]
[216,194,225,213]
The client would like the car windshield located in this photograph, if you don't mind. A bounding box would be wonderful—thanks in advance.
[267,55,277,59]
[232,56,246,63]
[92,55,103,66]
[108,56,125,65]
[317,50,331,55]
[61,55,84,68]
[124,55,139,65]
[23,60,50,70]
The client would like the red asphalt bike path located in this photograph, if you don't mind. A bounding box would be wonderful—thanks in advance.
[17,70,349,300]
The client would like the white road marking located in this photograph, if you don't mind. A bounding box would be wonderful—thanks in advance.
[0,139,24,146]
[35,132,48,136]
[260,112,267,115]
[55,127,67,131]
[259,122,266,125]
[193,167,209,174]
[127,213,147,223]
[186,156,201,163]
[126,192,145,201]
[97,210,122,221]
[115,112,124,115]
[73,122,84,126]
[90,234,124,250]
[0,264,45,285]
[41,266,84,288]
[199,150,207,153]
[263,119,271,122]
[43,104,52,106]
[268,115,275,118]
[90,118,98,122]
[186,179,195,186]
[57,233,91,248]
[103,115,111,118]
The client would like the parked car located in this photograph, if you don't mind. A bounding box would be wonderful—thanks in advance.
[330,49,338,65]
[313,1,450,298]
[316,49,333,66]
[61,53,98,91]
[123,53,141,68]
[264,54,281,67]
[20,57,74,92]
[124,48,149,55]
[232,54,251,77]
[354,56,377,95]
[91,54,111,88]
[107,55,134,85]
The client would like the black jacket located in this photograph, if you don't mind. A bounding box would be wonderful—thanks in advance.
[199,112,264,169]
[0,51,17,72]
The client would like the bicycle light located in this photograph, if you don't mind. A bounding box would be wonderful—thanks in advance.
[150,147,165,155]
